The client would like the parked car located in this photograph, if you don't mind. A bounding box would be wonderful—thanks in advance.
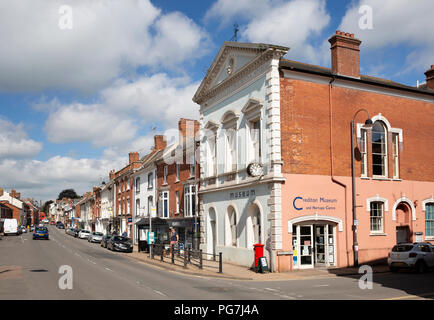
[50,221,55,225]
[66,228,75,236]
[73,228,80,238]
[78,230,91,239]
[20,226,27,233]
[107,236,133,252]
[33,226,49,240]
[57,222,65,229]
[388,243,434,273]
[88,232,103,243]
[101,234,113,248]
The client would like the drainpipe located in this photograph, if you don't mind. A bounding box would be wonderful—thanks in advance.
[328,76,351,266]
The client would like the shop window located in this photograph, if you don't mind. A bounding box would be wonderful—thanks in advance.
[370,201,384,233]
[372,121,387,177]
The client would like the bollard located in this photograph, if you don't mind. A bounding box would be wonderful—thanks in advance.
[151,244,154,259]
[213,253,216,261]
[160,245,163,262]
[188,248,191,263]
[219,252,223,273]
[171,245,175,264]
[199,249,203,269]
[184,250,187,268]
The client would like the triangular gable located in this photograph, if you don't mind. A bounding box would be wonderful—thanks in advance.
[193,42,289,104]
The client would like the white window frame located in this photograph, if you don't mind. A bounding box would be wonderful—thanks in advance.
[135,177,140,194]
[422,199,434,240]
[176,163,180,181]
[369,201,384,234]
[148,172,153,189]
[206,134,217,177]
[225,128,237,173]
[190,155,196,178]
[184,184,196,217]
[392,132,399,179]
[360,128,368,177]
[163,166,168,184]
[371,120,388,178]
[159,191,169,219]
[147,196,153,217]
[136,199,140,217]
[175,191,180,213]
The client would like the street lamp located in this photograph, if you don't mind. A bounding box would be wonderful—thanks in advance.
[351,109,373,267]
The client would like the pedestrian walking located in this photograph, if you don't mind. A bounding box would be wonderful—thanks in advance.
[169,227,178,254]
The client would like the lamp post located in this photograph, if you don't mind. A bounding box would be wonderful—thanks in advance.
[351,109,373,267]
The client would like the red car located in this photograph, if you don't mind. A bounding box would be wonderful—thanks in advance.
[50,221,55,225]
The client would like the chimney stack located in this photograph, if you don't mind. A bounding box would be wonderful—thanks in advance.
[153,135,167,151]
[178,118,200,145]
[424,65,434,90]
[128,152,139,164]
[11,189,16,198]
[328,30,362,78]
[109,169,116,181]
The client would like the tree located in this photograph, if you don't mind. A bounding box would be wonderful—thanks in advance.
[41,200,54,214]
[57,189,80,200]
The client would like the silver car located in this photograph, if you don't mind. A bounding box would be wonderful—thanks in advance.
[388,243,434,273]
[88,232,103,243]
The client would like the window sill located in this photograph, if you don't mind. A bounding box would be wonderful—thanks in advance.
[174,180,180,184]
[372,177,391,181]
[425,236,434,241]
[360,176,370,180]
[392,178,402,181]
[370,232,387,236]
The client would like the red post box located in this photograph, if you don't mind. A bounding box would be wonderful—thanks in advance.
[253,244,264,268]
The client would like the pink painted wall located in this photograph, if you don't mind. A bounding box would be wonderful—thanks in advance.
[280,173,434,269]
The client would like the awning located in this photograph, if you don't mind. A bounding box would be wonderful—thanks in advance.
[135,217,168,227]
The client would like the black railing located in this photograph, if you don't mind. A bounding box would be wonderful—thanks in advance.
[150,243,223,274]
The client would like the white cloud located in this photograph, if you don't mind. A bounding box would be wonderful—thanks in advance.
[0,0,209,92]
[44,103,138,147]
[0,118,43,159]
[205,0,331,64]
[0,156,125,201]
[339,0,434,74]
[44,74,199,148]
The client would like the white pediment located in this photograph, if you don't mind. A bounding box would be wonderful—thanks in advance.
[193,42,289,105]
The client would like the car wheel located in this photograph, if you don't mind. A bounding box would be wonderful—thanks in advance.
[415,261,427,274]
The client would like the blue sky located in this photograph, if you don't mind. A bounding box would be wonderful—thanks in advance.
[0,0,432,201]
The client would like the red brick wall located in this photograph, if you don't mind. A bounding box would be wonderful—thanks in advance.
[280,77,434,181]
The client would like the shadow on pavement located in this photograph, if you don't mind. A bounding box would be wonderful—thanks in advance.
[326,258,434,299]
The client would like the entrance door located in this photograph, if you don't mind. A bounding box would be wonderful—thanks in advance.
[314,225,326,266]
[396,226,409,244]
[299,225,313,268]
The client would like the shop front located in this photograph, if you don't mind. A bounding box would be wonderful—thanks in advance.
[291,221,338,269]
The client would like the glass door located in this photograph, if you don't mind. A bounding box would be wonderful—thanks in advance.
[315,225,326,266]
[299,225,313,268]
[327,224,335,266]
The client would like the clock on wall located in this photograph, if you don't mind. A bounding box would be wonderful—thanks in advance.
[247,162,263,177]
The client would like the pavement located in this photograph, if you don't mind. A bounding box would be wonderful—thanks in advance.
[123,245,391,281]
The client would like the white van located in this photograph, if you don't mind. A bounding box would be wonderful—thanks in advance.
[4,219,18,235]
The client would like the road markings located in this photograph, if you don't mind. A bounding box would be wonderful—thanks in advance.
[105,267,112,271]
[87,259,96,265]
[314,284,330,287]
[265,287,278,292]
[74,253,81,258]
[153,290,167,297]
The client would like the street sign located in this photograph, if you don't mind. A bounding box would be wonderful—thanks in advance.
[147,232,155,244]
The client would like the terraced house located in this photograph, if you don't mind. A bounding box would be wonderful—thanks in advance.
[193,31,434,272]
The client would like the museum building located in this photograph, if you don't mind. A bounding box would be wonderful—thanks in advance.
[193,31,434,272]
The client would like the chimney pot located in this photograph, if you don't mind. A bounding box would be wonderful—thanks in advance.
[154,135,167,151]
[128,152,139,164]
